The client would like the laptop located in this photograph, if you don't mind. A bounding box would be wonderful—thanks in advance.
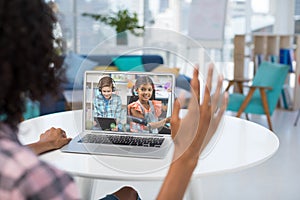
[94,117,116,131]
[61,71,175,159]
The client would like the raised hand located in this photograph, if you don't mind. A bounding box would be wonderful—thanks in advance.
[170,63,228,162]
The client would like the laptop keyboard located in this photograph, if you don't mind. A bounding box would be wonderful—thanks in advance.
[79,134,165,148]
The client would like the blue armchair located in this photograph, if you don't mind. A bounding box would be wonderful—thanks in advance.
[226,61,289,130]
[23,98,40,120]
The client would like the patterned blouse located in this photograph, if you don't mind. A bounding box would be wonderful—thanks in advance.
[0,123,79,199]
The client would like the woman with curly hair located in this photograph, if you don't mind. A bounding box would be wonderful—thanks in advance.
[0,0,227,199]
[0,1,139,199]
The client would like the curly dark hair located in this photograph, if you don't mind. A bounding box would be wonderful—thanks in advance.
[0,0,65,130]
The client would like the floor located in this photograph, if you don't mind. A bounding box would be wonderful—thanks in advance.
[200,109,300,200]
[83,108,300,200]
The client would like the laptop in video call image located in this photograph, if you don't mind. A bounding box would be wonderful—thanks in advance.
[61,71,175,159]
[94,117,116,131]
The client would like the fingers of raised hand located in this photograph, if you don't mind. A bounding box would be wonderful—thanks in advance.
[170,99,181,139]
[206,63,214,92]
[188,66,201,111]
[214,92,228,123]
[202,65,214,111]
[211,74,228,120]
[211,75,223,114]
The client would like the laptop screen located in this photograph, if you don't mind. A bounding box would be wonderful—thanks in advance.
[84,71,175,135]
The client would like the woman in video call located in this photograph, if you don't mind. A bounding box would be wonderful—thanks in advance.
[94,76,122,130]
[128,76,171,133]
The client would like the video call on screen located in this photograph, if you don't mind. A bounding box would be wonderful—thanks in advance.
[84,72,174,134]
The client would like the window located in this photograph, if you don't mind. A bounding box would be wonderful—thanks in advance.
[54,0,142,53]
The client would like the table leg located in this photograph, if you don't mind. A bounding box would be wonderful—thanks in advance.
[74,176,95,200]
[294,109,300,126]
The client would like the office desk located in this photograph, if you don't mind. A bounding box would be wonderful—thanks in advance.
[18,110,279,199]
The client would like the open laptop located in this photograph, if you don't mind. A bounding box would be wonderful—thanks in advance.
[94,117,116,131]
[61,71,175,159]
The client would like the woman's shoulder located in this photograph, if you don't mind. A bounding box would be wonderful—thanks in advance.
[128,101,140,108]
[128,101,143,112]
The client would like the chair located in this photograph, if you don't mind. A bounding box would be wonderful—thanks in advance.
[23,98,40,120]
[226,61,289,131]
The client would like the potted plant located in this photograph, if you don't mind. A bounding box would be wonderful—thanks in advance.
[82,9,144,45]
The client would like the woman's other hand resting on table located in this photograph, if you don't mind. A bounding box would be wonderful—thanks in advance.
[27,127,71,155]
[157,64,228,200]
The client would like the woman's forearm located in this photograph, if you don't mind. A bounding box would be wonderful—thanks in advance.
[157,154,198,200]
[27,141,52,155]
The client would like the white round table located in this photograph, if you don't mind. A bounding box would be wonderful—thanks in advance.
[18,110,279,199]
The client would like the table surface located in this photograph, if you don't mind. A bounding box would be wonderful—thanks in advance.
[18,110,279,181]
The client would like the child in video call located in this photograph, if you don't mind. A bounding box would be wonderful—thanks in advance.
[94,76,122,131]
[128,76,170,133]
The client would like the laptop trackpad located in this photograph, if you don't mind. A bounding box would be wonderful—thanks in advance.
[95,145,132,155]
[94,145,161,157]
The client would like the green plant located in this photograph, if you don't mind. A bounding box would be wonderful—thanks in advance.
[82,9,144,36]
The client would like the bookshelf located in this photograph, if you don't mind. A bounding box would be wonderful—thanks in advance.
[266,35,279,62]
[253,35,267,74]
[233,35,245,80]
[232,34,300,110]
